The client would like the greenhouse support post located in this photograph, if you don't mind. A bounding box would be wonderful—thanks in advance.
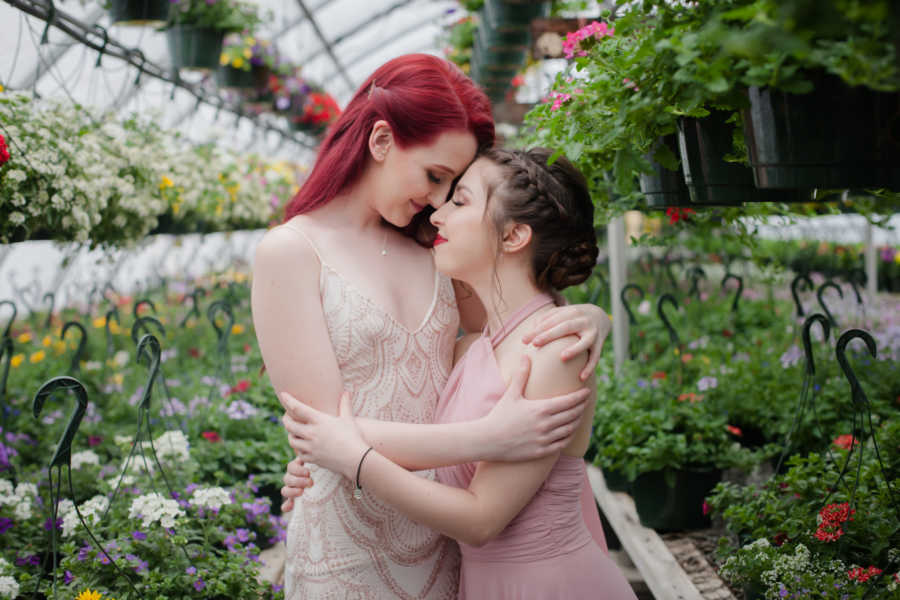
[864,221,877,298]
[608,216,628,373]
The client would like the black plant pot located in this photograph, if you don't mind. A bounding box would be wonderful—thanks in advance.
[108,0,169,26]
[743,72,900,190]
[631,467,721,532]
[166,26,225,72]
[602,468,631,494]
[678,112,803,205]
[640,134,692,209]
[481,0,549,32]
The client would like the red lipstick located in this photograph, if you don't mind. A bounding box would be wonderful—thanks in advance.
[433,234,448,247]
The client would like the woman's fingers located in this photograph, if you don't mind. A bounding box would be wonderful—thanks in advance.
[522,308,576,344]
[279,391,318,423]
[283,473,313,489]
[281,498,294,513]
[541,388,589,419]
[282,413,314,439]
[510,355,532,396]
[530,318,587,349]
[286,458,309,478]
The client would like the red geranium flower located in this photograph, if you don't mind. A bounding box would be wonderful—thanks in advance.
[772,532,787,546]
[666,207,696,225]
[226,379,251,396]
[847,566,883,582]
[243,344,251,354]
[833,434,858,450]
[201,431,221,443]
[189,348,201,358]
[651,371,667,380]
[87,435,103,447]
[726,425,743,437]
[701,500,710,516]
[0,133,10,166]
[722,329,733,338]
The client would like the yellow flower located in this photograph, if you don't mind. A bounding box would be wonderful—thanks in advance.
[0,83,4,92]
[895,252,900,264]
[76,589,103,600]
[215,203,224,216]
[159,175,174,190]
[42,336,52,347]
[219,53,229,66]
[231,324,245,335]
[109,321,121,335]
[53,340,67,355]
[700,355,710,365]
[232,57,244,69]
[93,316,106,328]
[30,350,46,364]
[243,48,252,59]
[10,354,24,368]
[245,36,256,46]
[173,202,181,215]
[17,332,31,344]
[112,373,124,386]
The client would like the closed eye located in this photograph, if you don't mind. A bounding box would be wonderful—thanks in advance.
[427,171,442,184]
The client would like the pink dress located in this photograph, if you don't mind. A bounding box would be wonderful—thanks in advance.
[435,294,638,600]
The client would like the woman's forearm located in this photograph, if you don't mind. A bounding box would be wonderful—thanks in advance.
[355,418,491,470]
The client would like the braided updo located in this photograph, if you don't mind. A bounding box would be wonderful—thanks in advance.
[482,147,599,291]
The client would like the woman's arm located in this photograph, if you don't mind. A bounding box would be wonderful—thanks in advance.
[281,355,589,470]
[523,303,612,380]
[251,225,346,417]
[287,340,590,547]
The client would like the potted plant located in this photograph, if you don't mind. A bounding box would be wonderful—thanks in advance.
[165,0,262,72]
[640,133,692,209]
[107,0,170,27]
[217,33,277,92]
[287,88,341,138]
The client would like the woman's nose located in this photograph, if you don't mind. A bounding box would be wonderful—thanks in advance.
[429,203,446,226]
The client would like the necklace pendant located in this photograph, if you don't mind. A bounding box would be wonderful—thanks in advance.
[353,488,363,500]
[381,249,387,256]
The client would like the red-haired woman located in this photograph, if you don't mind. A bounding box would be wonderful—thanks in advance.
[251,54,611,599]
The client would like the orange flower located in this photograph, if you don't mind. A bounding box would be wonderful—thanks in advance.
[832,434,857,450]
[681,353,694,363]
[651,371,667,380]
[726,425,743,437]
[677,393,703,403]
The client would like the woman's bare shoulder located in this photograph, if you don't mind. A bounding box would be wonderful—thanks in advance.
[254,220,319,271]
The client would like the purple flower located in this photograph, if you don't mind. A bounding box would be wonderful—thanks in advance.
[697,376,718,391]
[0,517,13,534]
[44,517,63,531]
[881,247,896,262]
[780,345,803,368]
[77,545,92,561]
[0,441,18,471]
[194,578,206,591]
[779,586,789,598]
[132,530,147,541]
[15,554,41,567]
[186,566,197,575]
[236,528,251,543]
[64,570,73,584]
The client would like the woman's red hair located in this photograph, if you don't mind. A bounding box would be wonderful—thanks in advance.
[284,54,495,241]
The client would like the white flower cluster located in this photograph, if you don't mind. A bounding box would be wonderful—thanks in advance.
[0,481,38,520]
[191,486,232,512]
[58,495,109,537]
[0,93,300,247]
[0,574,19,600]
[128,492,185,529]
[150,430,190,464]
[71,449,101,470]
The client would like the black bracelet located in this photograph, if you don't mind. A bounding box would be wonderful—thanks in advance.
[353,447,374,500]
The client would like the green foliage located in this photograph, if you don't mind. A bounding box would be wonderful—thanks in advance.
[167,0,262,33]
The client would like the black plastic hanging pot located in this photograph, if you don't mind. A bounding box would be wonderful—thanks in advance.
[108,0,169,26]
[640,134,693,209]
[678,112,802,205]
[166,26,225,72]
[743,72,900,189]
[216,64,270,92]
[482,0,549,32]
[473,24,528,70]
[631,467,721,532]
[602,468,631,494]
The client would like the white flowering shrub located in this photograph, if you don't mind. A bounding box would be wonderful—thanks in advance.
[191,486,233,511]
[128,492,185,529]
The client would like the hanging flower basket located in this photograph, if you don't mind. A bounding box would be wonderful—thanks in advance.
[166,26,225,71]
[677,112,803,205]
[473,23,528,67]
[630,467,721,532]
[640,134,692,210]
[288,90,340,138]
[743,72,900,190]
[481,0,549,32]
[108,0,170,26]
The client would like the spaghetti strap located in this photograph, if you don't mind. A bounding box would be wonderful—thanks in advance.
[489,293,555,348]
[281,221,326,266]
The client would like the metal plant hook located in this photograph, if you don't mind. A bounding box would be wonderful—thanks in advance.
[42,292,55,330]
[687,265,706,299]
[790,273,814,318]
[656,293,681,348]
[835,329,876,407]
[0,299,16,340]
[61,321,88,375]
[817,280,844,328]
[207,300,234,357]
[847,268,865,305]
[132,298,157,320]
[801,314,831,378]
[587,271,607,306]
[131,316,166,346]
[0,337,12,427]
[720,273,743,313]
[620,284,645,325]
[136,334,162,413]
[33,376,141,597]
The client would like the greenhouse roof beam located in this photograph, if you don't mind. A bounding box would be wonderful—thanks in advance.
[272,0,335,39]
[341,7,449,70]
[293,0,354,92]
[294,0,416,66]
[15,6,104,90]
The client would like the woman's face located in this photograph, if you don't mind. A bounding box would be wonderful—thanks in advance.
[429,157,503,283]
[373,129,477,227]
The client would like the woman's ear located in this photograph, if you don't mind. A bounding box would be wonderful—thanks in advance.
[368,120,393,163]
[501,222,532,254]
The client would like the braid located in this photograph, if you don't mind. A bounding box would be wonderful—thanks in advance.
[481,147,598,291]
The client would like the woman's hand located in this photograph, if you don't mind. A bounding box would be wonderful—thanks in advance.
[480,356,591,461]
[280,390,370,480]
[521,303,611,380]
[280,456,312,513]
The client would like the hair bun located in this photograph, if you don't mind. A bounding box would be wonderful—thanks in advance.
[541,237,599,290]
